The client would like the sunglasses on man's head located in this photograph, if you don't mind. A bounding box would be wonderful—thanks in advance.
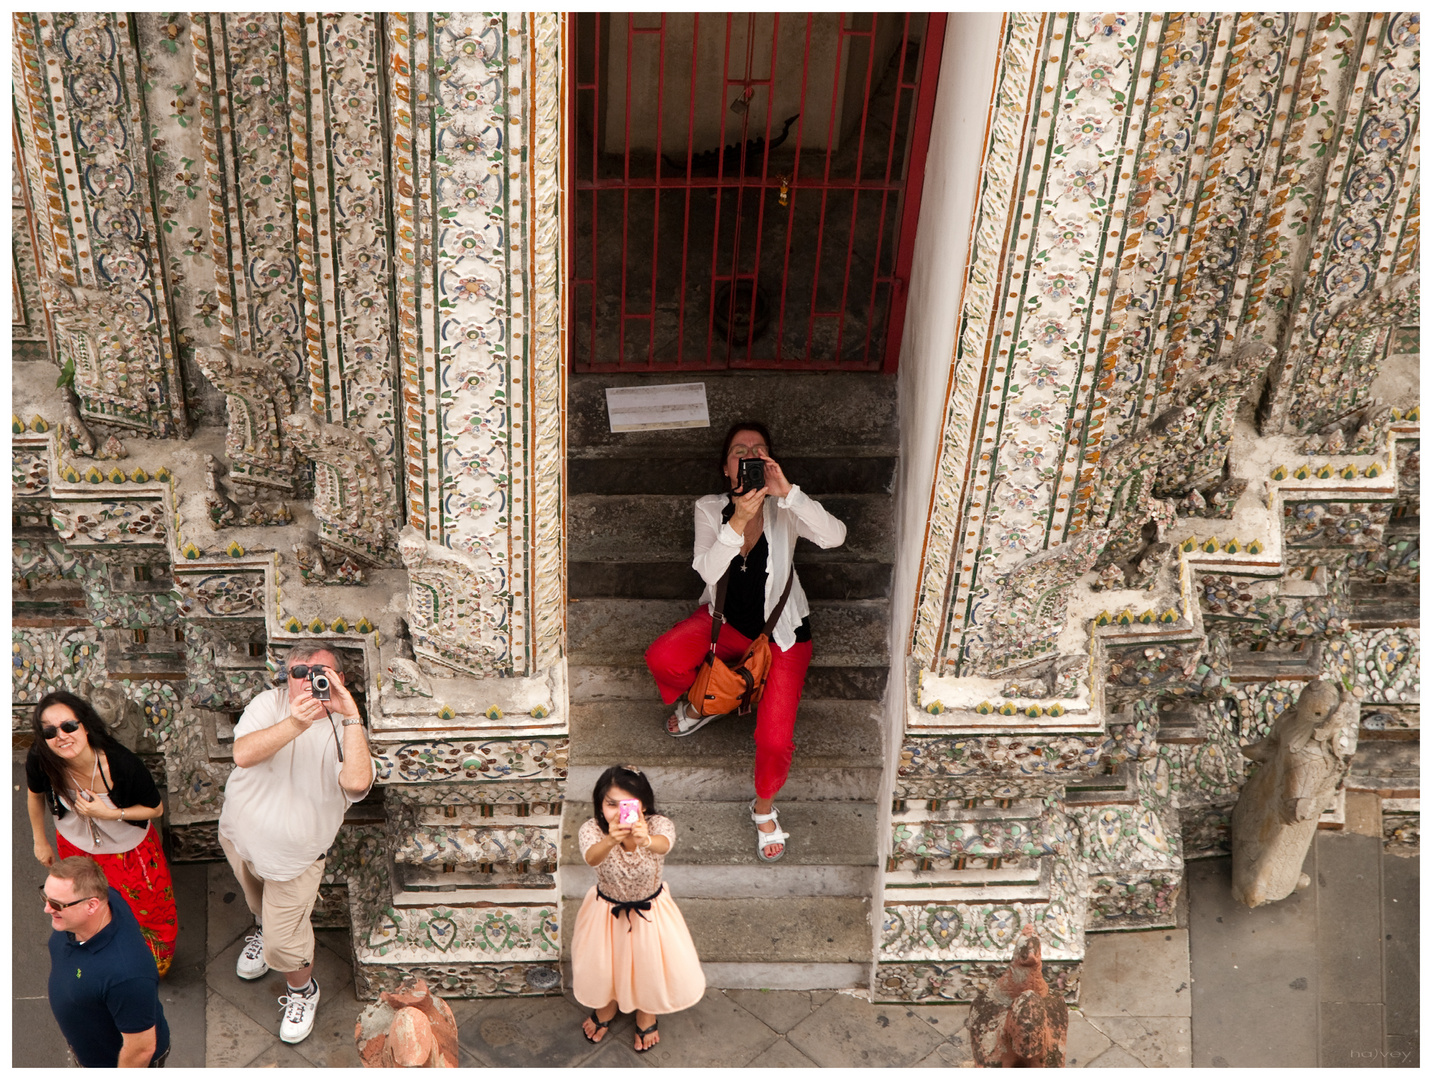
[40,887,94,910]
[286,664,330,681]
[41,720,82,740]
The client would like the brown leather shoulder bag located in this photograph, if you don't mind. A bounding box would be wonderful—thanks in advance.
[687,568,794,717]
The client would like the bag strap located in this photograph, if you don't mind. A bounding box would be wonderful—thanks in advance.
[708,567,731,651]
[761,571,796,639]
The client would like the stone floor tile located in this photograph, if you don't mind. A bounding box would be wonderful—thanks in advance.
[577,1035,655,1068]
[1321,1001,1385,1068]
[1316,834,1384,1005]
[1384,1034,1419,1068]
[163,861,210,1068]
[904,1002,969,1039]
[207,862,255,962]
[458,993,601,1068]
[1381,852,1419,1037]
[244,1040,323,1067]
[723,988,825,1033]
[12,998,69,1068]
[444,995,491,1029]
[205,987,279,1067]
[785,991,944,1068]
[625,987,779,1067]
[1088,1015,1191,1068]
[1085,1044,1146,1068]
[746,1037,820,1068]
[286,961,364,1068]
[911,1039,975,1068]
[1064,1011,1113,1067]
[1187,854,1318,1067]
[1078,928,1191,1017]
[206,941,293,1039]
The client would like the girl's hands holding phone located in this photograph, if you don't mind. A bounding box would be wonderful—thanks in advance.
[628,816,651,849]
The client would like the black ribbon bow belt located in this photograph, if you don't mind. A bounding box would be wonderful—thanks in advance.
[598,883,664,928]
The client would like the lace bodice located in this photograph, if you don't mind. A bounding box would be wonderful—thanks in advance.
[578,814,676,901]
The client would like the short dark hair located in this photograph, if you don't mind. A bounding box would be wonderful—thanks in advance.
[719,421,775,486]
[591,765,657,834]
[31,692,120,803]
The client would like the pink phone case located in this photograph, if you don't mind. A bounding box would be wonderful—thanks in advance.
[618,799,640,825]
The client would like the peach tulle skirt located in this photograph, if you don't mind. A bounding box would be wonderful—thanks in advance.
[571,883,706,1015]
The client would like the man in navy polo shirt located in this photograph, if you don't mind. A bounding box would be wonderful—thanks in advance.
[45,855,171,1068]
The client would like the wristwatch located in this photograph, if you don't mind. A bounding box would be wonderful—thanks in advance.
[341,716,365,727]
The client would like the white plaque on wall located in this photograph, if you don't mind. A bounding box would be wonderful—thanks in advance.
[605,382,710,432]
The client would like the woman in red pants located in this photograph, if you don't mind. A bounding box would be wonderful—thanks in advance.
[644,421,846,862]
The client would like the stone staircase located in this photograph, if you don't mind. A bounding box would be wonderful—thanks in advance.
[561,371,898,989]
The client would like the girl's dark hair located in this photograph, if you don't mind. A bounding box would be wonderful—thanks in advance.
[719,420,775,487]
[30,691,120,805]
[591,764,657,834]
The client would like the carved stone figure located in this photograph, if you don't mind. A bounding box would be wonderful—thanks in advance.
[968,924,1069,1067]
[283,411,399,567]
[355,978,458,1068]
[42,275,177,437]
[293,533,365,585]
[194,345,297,496]
[1230,679,1360,908]
[80,679,149,753]
[399,526,510,678]
[386,657,434,698]
[964,526,1108,676]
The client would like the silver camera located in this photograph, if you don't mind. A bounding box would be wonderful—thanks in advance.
[310,671,332,701]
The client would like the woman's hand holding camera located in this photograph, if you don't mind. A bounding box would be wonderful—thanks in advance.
[755,449,792,499]
[728,484,767,532]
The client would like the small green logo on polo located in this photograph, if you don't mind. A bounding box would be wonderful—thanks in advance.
[77,968,82,978]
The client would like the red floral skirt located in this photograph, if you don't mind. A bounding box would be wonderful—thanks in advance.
[57,823,178,977]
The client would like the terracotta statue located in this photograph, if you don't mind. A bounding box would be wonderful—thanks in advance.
[1230,679,1360,908]
[355,978,459,1068]
[968,924,1069,1067]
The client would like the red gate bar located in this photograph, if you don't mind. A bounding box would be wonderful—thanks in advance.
[570,13,946,373]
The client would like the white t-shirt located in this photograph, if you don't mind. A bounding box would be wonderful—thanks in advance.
[218,686,374,881]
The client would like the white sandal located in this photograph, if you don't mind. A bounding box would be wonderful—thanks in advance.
[667,700,724,738]
[750,802,789,862]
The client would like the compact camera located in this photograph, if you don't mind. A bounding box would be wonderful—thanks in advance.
[310,669,333,702]
[738,456,766,494]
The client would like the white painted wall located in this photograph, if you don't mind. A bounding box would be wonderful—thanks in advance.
[870,11,1006,987]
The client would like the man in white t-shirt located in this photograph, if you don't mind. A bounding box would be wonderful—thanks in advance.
[217,642,375,1044]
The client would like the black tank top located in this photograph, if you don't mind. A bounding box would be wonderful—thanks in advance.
[719,498,812,643]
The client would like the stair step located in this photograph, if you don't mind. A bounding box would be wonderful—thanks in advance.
[570,663,887,703]
[559,800,880,869]
[568,598,890,667]
[569,493,894,563]
[570,454,896,496]
[560,894,872,966]
[570,560,892,601]
[568,372,898,457]
[1347,740,1420,795]
[568,699,882,801]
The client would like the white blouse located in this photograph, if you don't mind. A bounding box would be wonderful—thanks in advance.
[692,485,847,650]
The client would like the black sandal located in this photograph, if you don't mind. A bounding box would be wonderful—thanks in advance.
[582,1009,613,1044]
[634,1020,659,1053]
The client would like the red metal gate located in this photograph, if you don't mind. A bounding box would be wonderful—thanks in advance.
[570,13,946,372]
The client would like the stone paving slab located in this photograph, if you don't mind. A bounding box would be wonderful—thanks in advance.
[1187,852,1319,1067]
[1317,833,1385,1005]
[458,992,603,1068]
[725,988,835,1033]
[1085,1014,1191,1067]
[626,987,781,1067]
[1324,1001,1387,1069]
[1064,1011,1114,1066]
[784,992,945,1068]
[1382,853,1419,1037]
[1078,928,1192,1017]
[746,1036,821,1067]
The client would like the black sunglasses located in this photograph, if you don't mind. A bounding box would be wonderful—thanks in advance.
[41,719,82,740]
[40,886,95,910]
[286,664,331,681]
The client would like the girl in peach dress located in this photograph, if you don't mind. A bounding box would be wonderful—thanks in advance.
[572,765,705,1053]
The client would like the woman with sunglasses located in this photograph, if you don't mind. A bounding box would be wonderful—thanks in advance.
[644,421,846,862]
[25,690,177,976]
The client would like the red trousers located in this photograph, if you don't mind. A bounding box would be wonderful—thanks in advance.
[645,608,813,800]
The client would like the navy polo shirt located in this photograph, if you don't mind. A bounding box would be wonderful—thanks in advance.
[48,887,171,1067]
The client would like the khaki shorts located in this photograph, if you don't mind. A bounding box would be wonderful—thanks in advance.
[218,834,325,973]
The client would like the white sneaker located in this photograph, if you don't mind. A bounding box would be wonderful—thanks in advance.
[236,928,269,980]
[278,979,320,1044]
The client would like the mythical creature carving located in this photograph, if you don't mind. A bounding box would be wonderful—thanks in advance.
[80,678,149,753]
[194,345,296,496]
[355,978,459,1068]
[398,526,510,678]
[282,411,399,567]
[204,455,291,529]
[1274,274,1419,436]
[963,526,1108,677]
[1230,679,1360,908]
[968,924,1069,1067]
[42,275,176,436]
[1091,343,1274,585]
